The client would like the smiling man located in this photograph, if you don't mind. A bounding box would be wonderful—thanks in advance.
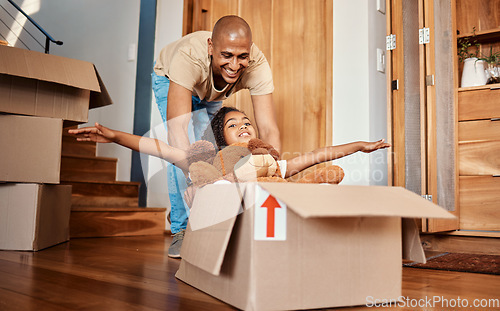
[152,15,280,258]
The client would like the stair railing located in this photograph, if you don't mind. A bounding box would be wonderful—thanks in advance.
[1,0,62,53]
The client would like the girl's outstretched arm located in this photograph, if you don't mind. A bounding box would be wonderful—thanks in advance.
[68,123,188,170]
[284,139,390,177]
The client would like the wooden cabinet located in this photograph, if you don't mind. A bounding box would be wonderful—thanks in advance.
[455,0,500,232]
[457,87,500,232]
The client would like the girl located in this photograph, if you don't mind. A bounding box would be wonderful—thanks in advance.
[69,106,390,179]
[201,106,390,178]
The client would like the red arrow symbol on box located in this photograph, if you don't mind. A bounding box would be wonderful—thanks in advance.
[261,195,281,237]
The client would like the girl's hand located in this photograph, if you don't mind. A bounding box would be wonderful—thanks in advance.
[68,122,116,143]
[360,139,391,153]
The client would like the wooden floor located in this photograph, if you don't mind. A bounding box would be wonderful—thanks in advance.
[0,235,499,311]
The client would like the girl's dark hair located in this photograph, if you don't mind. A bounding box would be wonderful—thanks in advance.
[202,106,243,150]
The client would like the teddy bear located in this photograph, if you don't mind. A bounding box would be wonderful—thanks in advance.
[188,141,250,186]
[186,138,344,187]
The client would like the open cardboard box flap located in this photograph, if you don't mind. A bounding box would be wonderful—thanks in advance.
[180,183,244,276]
[181,183,455,276]
[0,45,112,109]
[89,66,113,109]
[259,183,455,219]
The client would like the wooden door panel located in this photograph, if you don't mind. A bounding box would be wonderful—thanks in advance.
[301,0,329,154]
[272,0,330,157]
[389,0,406,187]
[211,0,238,18]
[239,0,273,62]
[233,0,274,136]
[272,0,306,157]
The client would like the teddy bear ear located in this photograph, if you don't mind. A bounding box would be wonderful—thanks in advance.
[251,147,269,155]
[247,138,265,151]
[268,148,280,161]
[247,138,280,160]
[186,140,217,165]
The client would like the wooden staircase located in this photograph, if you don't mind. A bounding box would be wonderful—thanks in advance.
[62,127,166,238]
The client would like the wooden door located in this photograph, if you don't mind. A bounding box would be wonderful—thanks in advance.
[183,0,333,158]
[387,0,459,232]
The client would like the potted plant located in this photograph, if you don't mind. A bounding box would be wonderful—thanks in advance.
[478,45,500,84]
[458,27,487,87]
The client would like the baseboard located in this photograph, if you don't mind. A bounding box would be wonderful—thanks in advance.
[420,233,500,255]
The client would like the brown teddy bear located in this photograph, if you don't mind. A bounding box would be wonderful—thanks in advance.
[186,138,344,187]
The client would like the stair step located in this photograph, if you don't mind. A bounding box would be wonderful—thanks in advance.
[71,195,138,207]
[62,180,140,197]
[70,207,166,238]
[61,155,117,182]
[62,135,97,157]
[64,180,140,207]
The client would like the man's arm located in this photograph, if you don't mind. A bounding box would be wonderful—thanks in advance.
[251,93,281,152]
[166,81,194,151]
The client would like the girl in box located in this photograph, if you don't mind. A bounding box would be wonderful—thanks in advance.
[70,107,389,259]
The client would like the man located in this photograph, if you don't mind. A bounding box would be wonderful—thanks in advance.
[152,15,280,258]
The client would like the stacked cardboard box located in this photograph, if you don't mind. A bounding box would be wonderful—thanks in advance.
[0,45,112,250]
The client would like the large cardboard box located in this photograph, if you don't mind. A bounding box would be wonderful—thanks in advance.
[0,114,62,183]
[0,184,72,251]
[176,183,455,310]
[0,45,112,123]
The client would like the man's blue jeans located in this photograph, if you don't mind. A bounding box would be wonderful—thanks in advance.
[151,72,221,234]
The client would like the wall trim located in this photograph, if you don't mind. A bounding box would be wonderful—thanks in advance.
[131,0,157,206]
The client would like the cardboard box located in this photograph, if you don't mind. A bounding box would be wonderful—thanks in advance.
[176,183,455,310]
[0,45,112,123]
[0,183,72,251]
[0,114,62,183]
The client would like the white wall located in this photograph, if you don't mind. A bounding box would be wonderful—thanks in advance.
[28,0,141,182]
[367,0,389,186]
[333,0,388,185]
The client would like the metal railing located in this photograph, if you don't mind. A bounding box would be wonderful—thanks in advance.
[0,0,62,53]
